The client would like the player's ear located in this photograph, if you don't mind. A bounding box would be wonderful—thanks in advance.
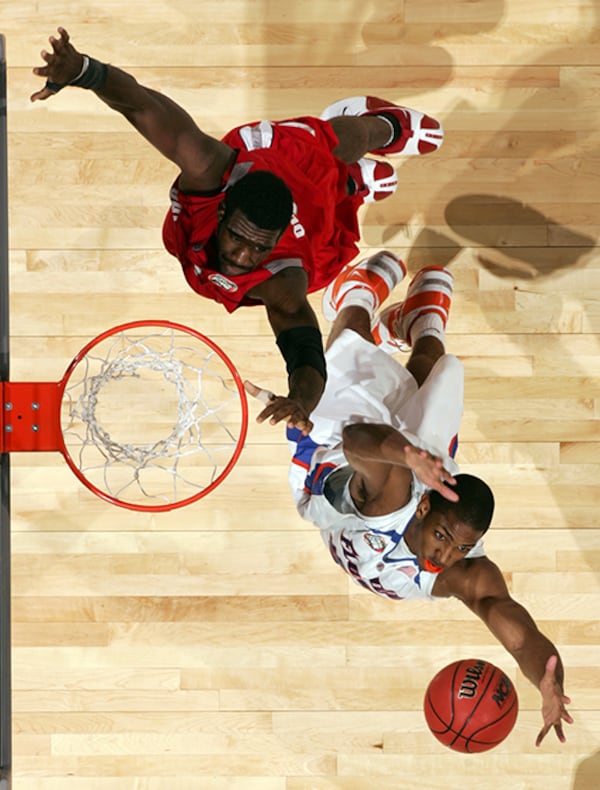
[415,492,431,520]
[217,200,226,222]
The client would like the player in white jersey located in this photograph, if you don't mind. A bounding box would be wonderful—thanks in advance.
[245,253,573,747]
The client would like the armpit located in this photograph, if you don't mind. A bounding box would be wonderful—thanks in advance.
[264,257,304,275]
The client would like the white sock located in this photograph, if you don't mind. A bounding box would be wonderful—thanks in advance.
[337,286,377,318]
[410,312,446,347]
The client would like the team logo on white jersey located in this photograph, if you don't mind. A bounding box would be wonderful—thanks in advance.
[363,533,386,553]
[208,273,239,292]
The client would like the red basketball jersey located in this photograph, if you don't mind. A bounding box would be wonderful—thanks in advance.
[162,116,363,313]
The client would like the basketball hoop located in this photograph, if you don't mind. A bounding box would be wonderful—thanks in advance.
[0,321,248,511]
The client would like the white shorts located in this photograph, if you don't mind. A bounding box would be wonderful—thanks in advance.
[314,329,462,449]
[288,329,463,499]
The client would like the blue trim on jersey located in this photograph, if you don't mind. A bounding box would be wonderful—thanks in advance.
[287,426,322,470]
[304,461,337,496]
[359,517,426,589]
[449,433,458,458]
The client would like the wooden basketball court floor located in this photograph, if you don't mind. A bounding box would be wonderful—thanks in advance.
[2,1,599,788]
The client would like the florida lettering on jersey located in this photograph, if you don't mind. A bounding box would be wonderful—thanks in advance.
[325,527,436,600]
[297,443,485,602]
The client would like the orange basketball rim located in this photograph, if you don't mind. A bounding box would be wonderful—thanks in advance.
[0,321,248,512]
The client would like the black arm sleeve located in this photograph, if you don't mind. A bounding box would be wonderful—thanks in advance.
[276,325,327,381]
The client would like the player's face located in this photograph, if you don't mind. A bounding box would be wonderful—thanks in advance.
[216,208,282,276]
[406,493,483,572]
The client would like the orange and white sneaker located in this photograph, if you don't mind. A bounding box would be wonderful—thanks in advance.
[321,95,443,156]
[347,157,398,203]
[372,266,454,351]
[322,251,407,322]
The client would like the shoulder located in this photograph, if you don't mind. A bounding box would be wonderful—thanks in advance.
[432,556,509,602]
[178,144,236,193]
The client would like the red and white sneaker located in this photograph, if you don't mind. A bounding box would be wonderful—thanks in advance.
[322,251,407,322]
[372,266,453,350]
[347,157,398,203]
[321,95,443,156]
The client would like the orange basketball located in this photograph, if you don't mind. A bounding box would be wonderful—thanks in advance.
[423,658,518,753]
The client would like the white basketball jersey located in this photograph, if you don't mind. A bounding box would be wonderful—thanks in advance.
[296,445,485,601]
[289,329,485,600]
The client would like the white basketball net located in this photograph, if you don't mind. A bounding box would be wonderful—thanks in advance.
[60,325,246,509]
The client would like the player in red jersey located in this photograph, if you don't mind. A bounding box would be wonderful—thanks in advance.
[31,27,443,433]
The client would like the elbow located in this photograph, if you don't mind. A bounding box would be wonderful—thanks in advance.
[342,423,374,455]
[341,424,357,454]
[342,423,362,445]
[504,630,528,657]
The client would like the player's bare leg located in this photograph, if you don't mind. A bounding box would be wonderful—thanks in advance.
[325,304,373,350]
[327,304,445,389]
[329,116,394,163]
[323,95,444,162]
[405,336,446,387]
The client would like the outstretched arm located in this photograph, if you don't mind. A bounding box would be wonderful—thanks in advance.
[439,558,574,746]
[31,27,234,192]
[243,268,326,434]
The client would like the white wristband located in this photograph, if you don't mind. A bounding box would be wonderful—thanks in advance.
[72,55,90,83]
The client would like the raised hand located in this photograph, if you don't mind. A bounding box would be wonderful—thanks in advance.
[403,444,458,502]
[535,654,574,746]
[31,27,83,102]
[244,380,314,434]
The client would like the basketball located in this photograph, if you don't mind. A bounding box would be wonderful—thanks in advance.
[423,658,518,753]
